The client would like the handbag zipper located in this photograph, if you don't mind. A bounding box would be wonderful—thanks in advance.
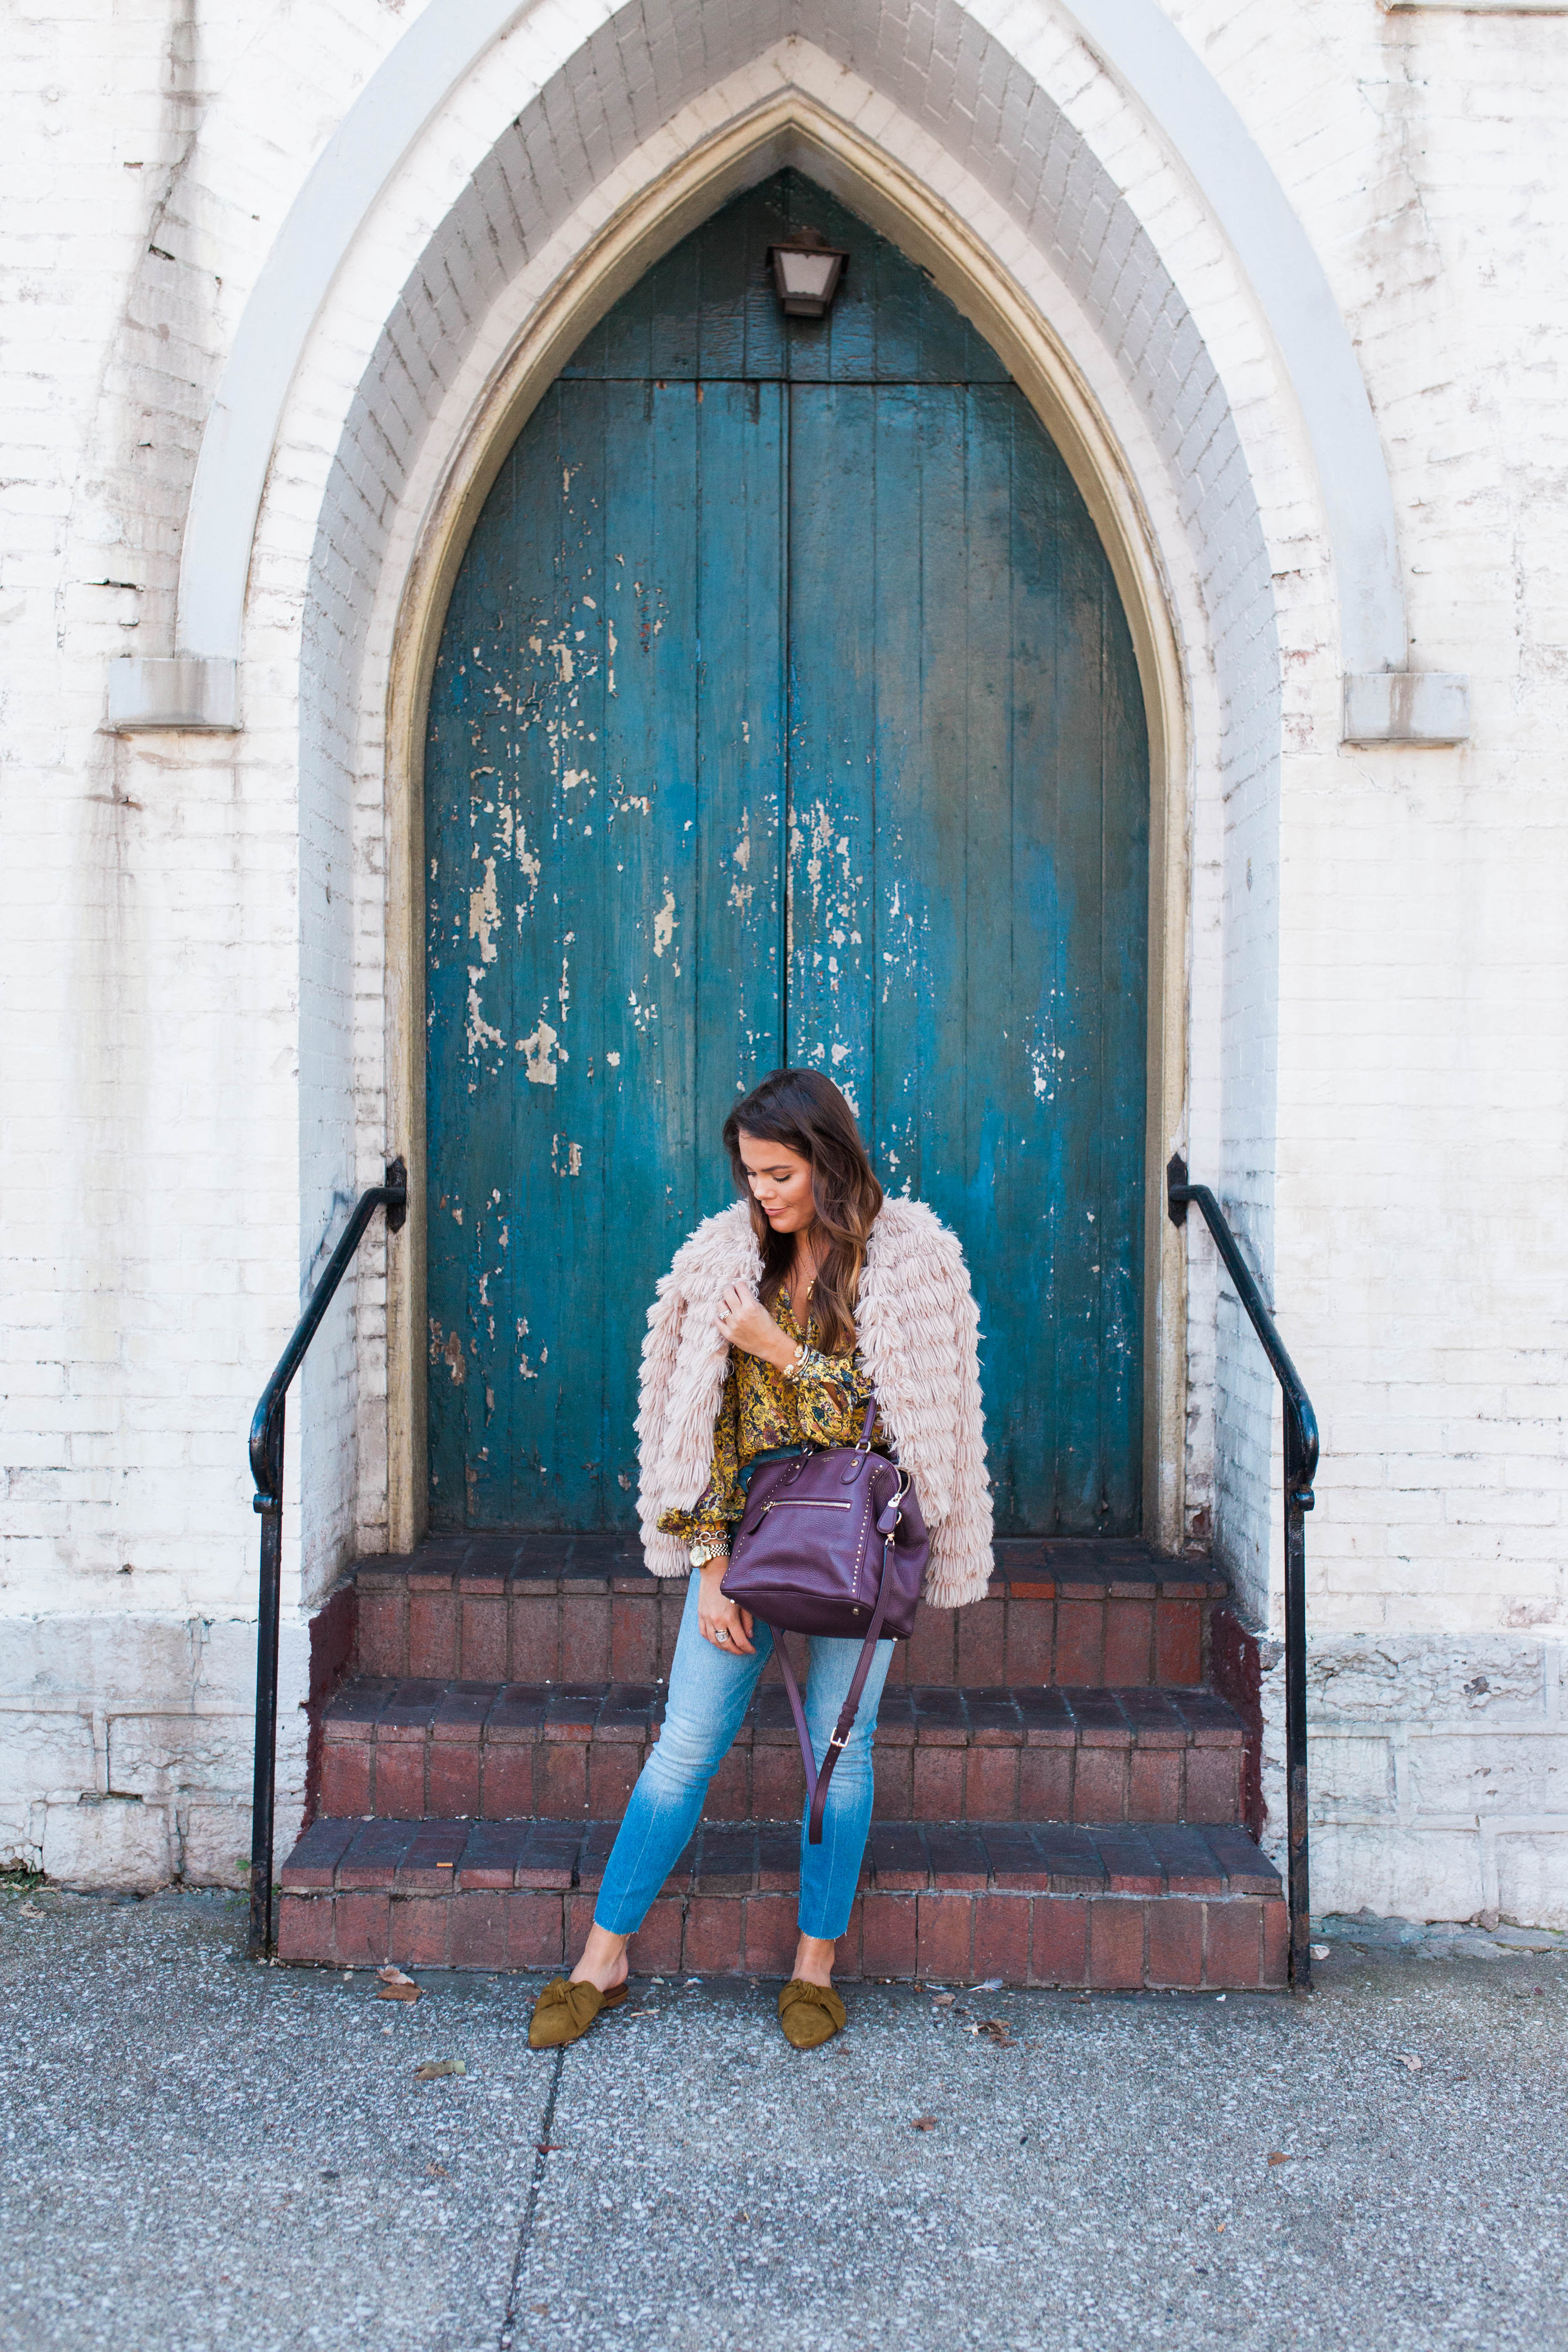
[760,1498,852,1511]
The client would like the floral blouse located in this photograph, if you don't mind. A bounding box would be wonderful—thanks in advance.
[657,1288,891,1556]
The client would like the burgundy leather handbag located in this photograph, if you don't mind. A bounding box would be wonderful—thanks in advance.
[721,1397,929,1842]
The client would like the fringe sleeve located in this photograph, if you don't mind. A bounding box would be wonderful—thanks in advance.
[636,1269,691,1576]
[922,1244,994,1610]
[855,1200,995,1610]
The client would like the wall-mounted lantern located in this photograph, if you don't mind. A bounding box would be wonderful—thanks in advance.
[767,229,850,319]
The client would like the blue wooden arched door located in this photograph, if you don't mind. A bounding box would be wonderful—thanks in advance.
[424,173,1149,1539]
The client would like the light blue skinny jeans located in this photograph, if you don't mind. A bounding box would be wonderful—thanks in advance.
[593,1568,894,1942]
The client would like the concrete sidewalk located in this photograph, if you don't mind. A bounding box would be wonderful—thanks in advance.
[1,1882,1564,2352]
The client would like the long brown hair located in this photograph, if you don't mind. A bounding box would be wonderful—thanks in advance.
[721,1068,884,1355]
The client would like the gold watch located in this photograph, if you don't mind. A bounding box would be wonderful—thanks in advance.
[689,1539,729,1569]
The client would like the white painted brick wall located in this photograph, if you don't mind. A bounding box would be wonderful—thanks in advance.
[3,0,1564,1923]
[0,0,416,1876]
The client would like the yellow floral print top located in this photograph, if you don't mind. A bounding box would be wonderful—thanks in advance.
[657,1288,891,1555]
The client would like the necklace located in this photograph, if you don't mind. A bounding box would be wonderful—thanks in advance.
[787,1241,820,1317]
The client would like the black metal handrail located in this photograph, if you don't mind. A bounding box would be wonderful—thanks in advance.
[1166,1156,1320,1992]
[246,1158,408,1957]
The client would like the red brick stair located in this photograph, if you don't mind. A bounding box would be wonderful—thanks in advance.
[316,1678,1249,1826]
[352,1539,1221,1689]
[278,1537,1285,1989]
[278,1815,1284,1987]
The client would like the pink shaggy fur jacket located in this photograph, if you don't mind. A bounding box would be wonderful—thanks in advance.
[636,1197,994,1610]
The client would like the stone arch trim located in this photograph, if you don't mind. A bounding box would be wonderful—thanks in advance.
[281,23,1308,1564]
[197,8,1311,1572]
[106,0,1460,740]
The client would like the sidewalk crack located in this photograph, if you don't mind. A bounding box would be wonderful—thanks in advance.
[497,2043,564,2350]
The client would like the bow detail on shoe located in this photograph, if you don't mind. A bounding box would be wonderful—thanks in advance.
[527,1975,628,2050]
[777,1978,847,2050]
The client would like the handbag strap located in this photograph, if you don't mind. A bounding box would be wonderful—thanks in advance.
[764,1487,902,1846]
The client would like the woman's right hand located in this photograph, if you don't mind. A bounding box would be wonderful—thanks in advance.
[697,1559,755,1655]
[717,1281,797,1369]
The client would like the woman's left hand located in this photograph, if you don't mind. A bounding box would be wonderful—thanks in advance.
[717,1281,794,1366]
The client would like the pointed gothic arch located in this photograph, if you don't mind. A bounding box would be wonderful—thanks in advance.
[388,128,1189,1548]
[319,54,1236,1571]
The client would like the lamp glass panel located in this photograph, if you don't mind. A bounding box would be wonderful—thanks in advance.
[777,252,838,301]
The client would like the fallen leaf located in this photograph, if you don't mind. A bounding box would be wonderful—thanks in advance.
[1396,2053,1423,2073]
[536,2143,562,2153]
[427,2162,449,2179]
[977,2019,1017,2047]
[530,2305,550,2317]
[414,2058,466,2081]
[377,1966,421,2003]
[931,1993,955,2007]
[911,2117,937,2132]
[1216,2221,1226,2233]
[1267,2153,1289,2166]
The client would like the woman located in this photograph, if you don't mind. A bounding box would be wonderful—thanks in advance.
[528,1068,991,2052]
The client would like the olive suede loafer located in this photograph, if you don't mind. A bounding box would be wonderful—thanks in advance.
[527,1976,628,2050]
[778,1977,847,2049]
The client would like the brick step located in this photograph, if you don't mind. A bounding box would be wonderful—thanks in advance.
[318,1677,1248,1826]
[350,1536,1224,1691]
[277,1816,1285,1989]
